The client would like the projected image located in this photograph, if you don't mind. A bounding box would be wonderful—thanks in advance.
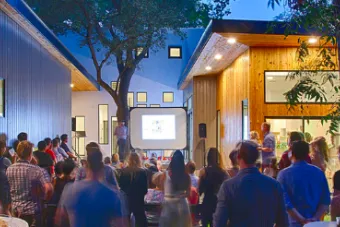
[142,115,176,140]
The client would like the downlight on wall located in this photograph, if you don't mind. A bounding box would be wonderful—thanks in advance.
[70,84,74,88]
[227,38,236,44]
[215,54,222,60]
[308,37,317,44]
[205,66,212,71]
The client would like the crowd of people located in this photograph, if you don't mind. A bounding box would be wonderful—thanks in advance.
[0,120,339,227]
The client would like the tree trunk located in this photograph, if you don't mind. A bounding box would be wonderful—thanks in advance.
[116,67,135,123]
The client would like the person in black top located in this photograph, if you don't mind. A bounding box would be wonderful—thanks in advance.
[198,148,229,227]
[119,152,148,227]
[147,157,159,188]
[33,141,53,176]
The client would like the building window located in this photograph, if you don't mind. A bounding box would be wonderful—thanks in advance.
[128,92,134,107]
[111,116,118,155]
[137,104,147,107]
[163,92,174,103]
[135,47,149,58]
[150,104,160,107]
[265,71,339,103]
[75,116,85,156]
[168,46,182,59]
[242,99,249,140]
[98,104,109,144]
[0,79,4,117]
[137,92,147,103]
[187,96,192,110]
[111,81,120,91]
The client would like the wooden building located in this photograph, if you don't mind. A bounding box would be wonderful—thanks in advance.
[179,20,338,168]
[0,0,98,145]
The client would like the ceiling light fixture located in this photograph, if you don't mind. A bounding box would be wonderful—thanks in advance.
[227,38,236,44]
[70,84,74,88]
[215,54,222,60]
[308,37,317,44]
[205,66,212,71]
[267,77,274,80]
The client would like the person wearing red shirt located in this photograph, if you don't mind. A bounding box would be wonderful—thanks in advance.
[278,131,312,170]
[44,138,56,175]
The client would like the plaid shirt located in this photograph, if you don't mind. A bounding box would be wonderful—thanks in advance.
[6,160,49,215]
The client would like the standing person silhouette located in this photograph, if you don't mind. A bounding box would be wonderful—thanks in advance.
[114,121,128,161]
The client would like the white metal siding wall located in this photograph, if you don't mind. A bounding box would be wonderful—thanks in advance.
[0,9,72,146]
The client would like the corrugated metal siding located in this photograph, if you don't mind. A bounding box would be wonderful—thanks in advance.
[0,9,72,146]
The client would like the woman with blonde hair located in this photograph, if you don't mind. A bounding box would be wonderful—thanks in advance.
[310,136,329,172]
[250,131,260,144]
[119,152,148,227]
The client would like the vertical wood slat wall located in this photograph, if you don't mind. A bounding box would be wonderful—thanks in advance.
[216,50,250,165]
[249,47,337,135]
[0,9,72,146]
[193,76,217,168]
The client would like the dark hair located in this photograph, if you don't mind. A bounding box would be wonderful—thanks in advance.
[238,141,259,165]
[186,161,196,174]
[55,161,63,175]
[52,138,59,147]
[169,150,190,191]
[55,137,61,143]
[333,171,340,190]
[292,141,310,161]
[87,146,103,173]
[38,141,47,151]
[44,138,52,146]
[150,157,157,167]
[86,142,100,151]
[104,157,111,164]
[289,131,303,143]
[229,149,238,167]
[17,132,28,141]
[0,141,6,156]
[63,159,76,175]
[207,148,219,167]
[60,134,68,142]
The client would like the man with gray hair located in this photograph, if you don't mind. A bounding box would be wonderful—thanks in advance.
[260,122,276,167]
[214,140,288,227]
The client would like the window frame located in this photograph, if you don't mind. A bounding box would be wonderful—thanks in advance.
[137,92,147,103]
[127,92,134,107]
[111,81,120,91]
[150,104,160,107]
[135,47,149,58]
[111,116,118,156]
[98,104,109,144]
[264,70,339,104]
[0,79,4,118]
[168,46,182,59]
[163,92,174,103]
[75,116,86,156]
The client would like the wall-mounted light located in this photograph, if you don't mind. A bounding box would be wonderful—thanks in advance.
[227,38,236,44]
[215,54,222,60]
[70,84,74,88]
[308,37,317,44]
[267,77,274,80]
[205,66,212,71]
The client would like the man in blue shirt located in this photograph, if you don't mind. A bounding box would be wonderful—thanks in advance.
[56,145,127,227]
[277,141,330,227]
[214,141,288,227]
[260,122,276,166]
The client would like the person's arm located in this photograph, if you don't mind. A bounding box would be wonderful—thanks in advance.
[262,136,275,153]
[330,200,340,221]
[275,183,289,227]
[58,147,69,159]
[277,172,307,225]
[311,172,331,221]
[38,168,54,200]
[198,168,206,196]
[114,127,118,136]
[213,182,230,227]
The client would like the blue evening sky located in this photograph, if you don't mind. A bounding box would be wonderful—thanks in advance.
[227,0,285,20]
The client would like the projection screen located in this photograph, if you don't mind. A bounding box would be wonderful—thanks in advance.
[130,108,187,150]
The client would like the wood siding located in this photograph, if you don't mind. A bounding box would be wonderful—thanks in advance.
[0,9,72,145]
[217,50,250,164]
[193,76,217,168]
[249,47,337,134]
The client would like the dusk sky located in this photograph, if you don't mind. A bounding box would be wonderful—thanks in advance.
[227,0,285,20]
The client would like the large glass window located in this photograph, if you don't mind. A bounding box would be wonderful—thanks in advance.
[265,71,339,103]
[98,104,109,144]
[242,100,249,140]
[75,116,85,156]
[137,92,147,103]
[128,92,134,107]
[163,92,174,103]
[265,118,303,157]
[168,46,182,59]
[0,79,4,117]
[111,117,118,155]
